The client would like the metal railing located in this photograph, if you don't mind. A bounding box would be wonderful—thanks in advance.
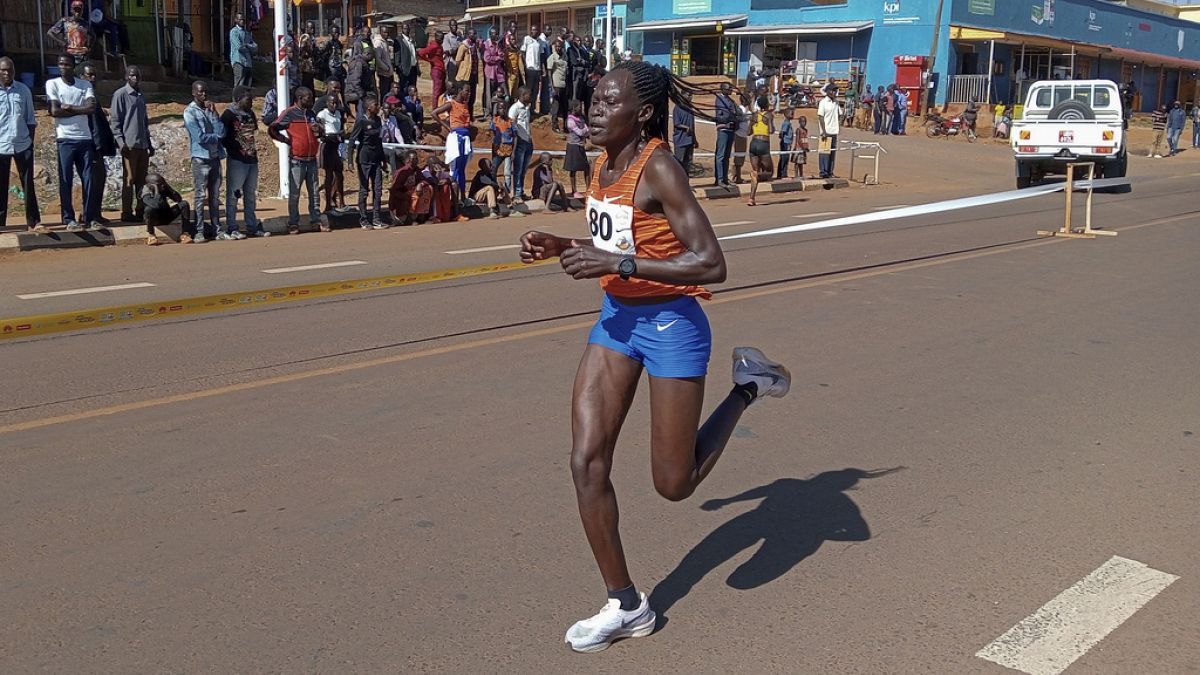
[948,74,989,104]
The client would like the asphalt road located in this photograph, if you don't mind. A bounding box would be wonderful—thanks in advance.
[1,153,1197,673]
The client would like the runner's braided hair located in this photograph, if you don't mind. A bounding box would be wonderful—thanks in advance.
[611,60,733,144]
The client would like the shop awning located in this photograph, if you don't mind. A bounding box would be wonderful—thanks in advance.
[626,14,748,33]
[724,21,873,36]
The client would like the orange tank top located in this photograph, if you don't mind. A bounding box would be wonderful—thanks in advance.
[450,100,471,129]
[586,138,711,300]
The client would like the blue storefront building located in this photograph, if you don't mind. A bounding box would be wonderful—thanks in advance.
[628,0,1200,112]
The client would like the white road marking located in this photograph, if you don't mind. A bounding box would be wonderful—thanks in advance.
[976,556,1179,675]
[261,261,368,274]
[444,244,522,255]
[17,282,156,300]
[721,179,1131,242]
[793,211,841,219]
[713,220,756,228]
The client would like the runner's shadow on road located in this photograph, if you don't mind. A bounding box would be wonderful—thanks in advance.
[649,467,904,626]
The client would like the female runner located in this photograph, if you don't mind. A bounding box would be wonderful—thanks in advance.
[519,61,792,653]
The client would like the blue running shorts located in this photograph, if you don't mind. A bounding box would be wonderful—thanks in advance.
[587,293,712,378]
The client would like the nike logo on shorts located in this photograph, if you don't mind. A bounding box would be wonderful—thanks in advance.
[656,319,679,332]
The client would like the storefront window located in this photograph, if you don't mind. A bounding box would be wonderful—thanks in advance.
[572,8,595,38]
[671,36,692,76]
[762,38,795,71]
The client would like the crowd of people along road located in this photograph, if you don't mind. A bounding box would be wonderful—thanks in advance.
[0,16,627,239]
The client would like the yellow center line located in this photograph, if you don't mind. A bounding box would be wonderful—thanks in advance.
[0,216,1180,436]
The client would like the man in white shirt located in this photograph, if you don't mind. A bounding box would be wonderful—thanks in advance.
[816,83,841,179]
[508,86,533,201]
[522,27,543,116]
[46,53,99,230]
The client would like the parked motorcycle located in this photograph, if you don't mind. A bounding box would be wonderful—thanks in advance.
[924,112,977,142]
[785,83,815,108]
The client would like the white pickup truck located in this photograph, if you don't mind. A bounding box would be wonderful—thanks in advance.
[1011,79,1127,189]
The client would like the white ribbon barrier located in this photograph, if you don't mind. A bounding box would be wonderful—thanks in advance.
[719,178,1130,242]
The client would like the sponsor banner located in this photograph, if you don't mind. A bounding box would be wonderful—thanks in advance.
[1,261,546,340]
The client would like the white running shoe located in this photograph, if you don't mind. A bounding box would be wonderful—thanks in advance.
[732,347,792,399]
[564,593,656,653]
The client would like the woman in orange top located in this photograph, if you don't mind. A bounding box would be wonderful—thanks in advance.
[519,61,793,653]
[431,83,474,195]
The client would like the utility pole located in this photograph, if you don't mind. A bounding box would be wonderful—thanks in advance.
[920,0,946,116]
[275,0,290,198]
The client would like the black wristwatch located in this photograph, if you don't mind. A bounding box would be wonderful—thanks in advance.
[617,256,637,280]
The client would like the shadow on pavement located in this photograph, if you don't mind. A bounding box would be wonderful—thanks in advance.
[650,467,905,625]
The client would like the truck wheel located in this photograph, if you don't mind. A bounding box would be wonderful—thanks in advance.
[1047,100,1095,121]
[1112,151,1128,178]
[1016,175,1032,189]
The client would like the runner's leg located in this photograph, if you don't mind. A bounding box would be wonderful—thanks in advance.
[570,344,643,591]
[647,375,748,501]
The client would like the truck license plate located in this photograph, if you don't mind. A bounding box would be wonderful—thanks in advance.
[1059,131,1074,143]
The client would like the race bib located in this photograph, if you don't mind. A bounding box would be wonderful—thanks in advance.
[585,196,635,255]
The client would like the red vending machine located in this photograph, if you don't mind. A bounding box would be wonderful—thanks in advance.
[893,55,928,114]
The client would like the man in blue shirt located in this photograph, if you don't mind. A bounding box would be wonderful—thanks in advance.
[672,94,695,173]
[1166,100,1186,156]
[0,56,44,232]
[229,13,256,88]
[713,82,737,187]
[183,80,226,243]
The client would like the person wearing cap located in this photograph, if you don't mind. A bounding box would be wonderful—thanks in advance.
[48,1,95,67]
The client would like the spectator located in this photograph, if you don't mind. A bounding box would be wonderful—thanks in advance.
[262,86,279,125]
[482,28,506,117]
[423,158,459,223]
[317,92,346,212]
[793,115,810,178]
[893,87,908,135]
[395,23,418,91]
[532,152,569,211]
[182,80,225,242]
[403,85,424,129]
[374,25,395,98]
[315,78,347,118]
[282,44,300,95]
[347,93,386,229]
[546,39,568,133]
[229,13,256,87]
[221,86,264,238]
[1192,102,1200,150]
[299,21,318,92]
[732,93,750,184]
[141,173,190,246]
[671,93,695,175]
[431,82,473,195]
[270,86,325,233]
[418,30,447,107]
[882,84,896,135]
[380,99,413,173]
[564,99,590,198]
[48,1,94,67]
[469,157,511,219]
[522,27,543,116]
[873,85,885,134]
[746,96,773,207]
[0,56,44,233]
[816,83,840,179]
[1167,100,1185,156]
[344,51,367,117]
[112,65,152,224]
[443,19,462,83]
[81,63,115,226]
[537,25,552,116]
[46,53,98,231]
[454,28,479,120]
[350,25,376,100]
[319,24,344,87]
[567,33,587,110]
[508,86,533,202]
[490,97,514,193]
[382,81,403,108]
[713,81,736,187]
[1149,104,1167,158]
[388,149,421,226]
[776,106,793,180]
[504,20,523,97]
[861,84,874,130]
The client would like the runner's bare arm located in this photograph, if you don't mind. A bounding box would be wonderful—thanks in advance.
[559,148,726,284]
[519,231,583,262]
